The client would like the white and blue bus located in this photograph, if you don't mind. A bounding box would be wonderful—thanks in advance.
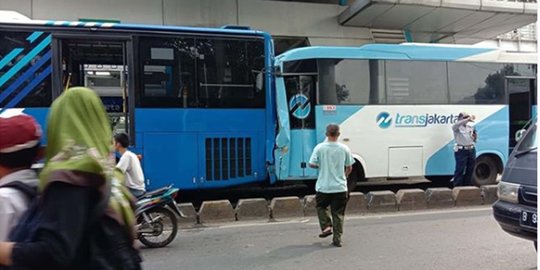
[274,44,537,186]
[0,12,276,191]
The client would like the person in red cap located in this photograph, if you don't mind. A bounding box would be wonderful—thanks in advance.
[0,113,42,241]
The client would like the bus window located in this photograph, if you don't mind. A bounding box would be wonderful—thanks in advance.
[0,31,52,108]
[448,62,505,104]
[196,38,265,108]
[61,40,128,135]
[318,59,371,105]
[385,61,448,104]
[138,36,196,108]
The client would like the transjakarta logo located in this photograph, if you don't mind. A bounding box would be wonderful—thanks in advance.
[376,112,392,129]
[377,112,459,128]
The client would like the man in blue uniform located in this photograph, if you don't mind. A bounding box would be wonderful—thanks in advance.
[452,112,477,187]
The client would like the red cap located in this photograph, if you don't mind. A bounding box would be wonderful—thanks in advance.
[0,113,42,154]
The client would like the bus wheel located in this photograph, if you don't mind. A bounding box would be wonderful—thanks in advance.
[473,155,498,186]
[347,162,365,193]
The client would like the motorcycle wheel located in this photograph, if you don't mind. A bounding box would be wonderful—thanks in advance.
[138,207,178,248]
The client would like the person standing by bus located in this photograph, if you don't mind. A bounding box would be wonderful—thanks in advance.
[114,133,146,198]
[309,124,355,247]
[452,112,477,187]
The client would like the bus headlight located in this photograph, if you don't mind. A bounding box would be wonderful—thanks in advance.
[497,182,520,204]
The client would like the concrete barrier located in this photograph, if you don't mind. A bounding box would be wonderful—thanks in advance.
[198,200,235,223]
[453,186,482,207]
[346,192,367,215]
[481,185,498,205]
[236,198,269,221]
[367,191,397,213]
[303,195,317,216]
[270,196,303,220]
[177,203,197,224]
[396,189,427,211]
[426,188,454,209]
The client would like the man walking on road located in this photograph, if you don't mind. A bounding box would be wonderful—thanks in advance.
[309,124,355,247]
[452,112,477,187]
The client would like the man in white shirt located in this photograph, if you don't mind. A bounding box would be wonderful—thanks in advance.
[0,114,42,241]
[114,133,146,198]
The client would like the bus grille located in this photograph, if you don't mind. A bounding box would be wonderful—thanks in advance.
[205,137,252,181]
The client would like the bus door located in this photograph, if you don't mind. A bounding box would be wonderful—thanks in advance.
[507,77,536,151]
[54,37,132,136]
[285,75,317,177]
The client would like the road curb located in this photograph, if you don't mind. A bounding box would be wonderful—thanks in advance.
[453,186,483,207]
[178,202,197,225]
[198,200,235,224]
[270,196,303,220]
[178,185,498,225]
[236,198,269,221]
[367,191,397,213]
[396,189,427,211]
[303,195,317,216]
[346,192,367,215]
[480,185,498,205]
[426,188,454,209]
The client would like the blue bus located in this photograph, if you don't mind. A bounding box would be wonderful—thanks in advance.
[0,14,276,190]
[273,44,537,186]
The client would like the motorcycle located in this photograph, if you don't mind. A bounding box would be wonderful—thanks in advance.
[135,185,184,248]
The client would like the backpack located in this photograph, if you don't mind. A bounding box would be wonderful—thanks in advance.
[6,180,142,270]
[2,181,40,243]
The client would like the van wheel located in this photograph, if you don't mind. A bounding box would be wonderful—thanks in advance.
[473,156,498,186]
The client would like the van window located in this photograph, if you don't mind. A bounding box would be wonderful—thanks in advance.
[517,123,537,152]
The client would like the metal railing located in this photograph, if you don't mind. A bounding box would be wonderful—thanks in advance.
[498,23,537,41]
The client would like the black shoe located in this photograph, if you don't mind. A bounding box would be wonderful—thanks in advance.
[332,241,342,247]
[318,230,333,238]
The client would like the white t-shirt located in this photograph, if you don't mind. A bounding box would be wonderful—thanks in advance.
[117,150,146,191]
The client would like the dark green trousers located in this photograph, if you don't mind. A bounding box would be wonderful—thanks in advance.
[316,192,348,244]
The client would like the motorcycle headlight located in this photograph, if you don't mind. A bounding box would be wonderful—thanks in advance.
[497,182,520,204]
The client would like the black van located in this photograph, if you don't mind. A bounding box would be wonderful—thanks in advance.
[493,121,537,249]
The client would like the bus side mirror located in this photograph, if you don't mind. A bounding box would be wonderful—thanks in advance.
[515,129,526,142]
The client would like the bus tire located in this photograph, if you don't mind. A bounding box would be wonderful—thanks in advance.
[473,155,499,186]
[347,162,365,193]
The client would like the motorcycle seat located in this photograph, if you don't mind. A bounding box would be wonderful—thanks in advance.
[138,186,170,199]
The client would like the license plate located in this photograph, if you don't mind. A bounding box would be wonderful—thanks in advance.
[520,210,538,229]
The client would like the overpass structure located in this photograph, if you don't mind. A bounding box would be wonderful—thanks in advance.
[0,0,537,51]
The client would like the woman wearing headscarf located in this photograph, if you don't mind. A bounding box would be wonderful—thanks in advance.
[0,87,141,269]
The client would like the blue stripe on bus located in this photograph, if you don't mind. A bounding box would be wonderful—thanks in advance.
[0,50,52,105]
[0,35,52,88]
[425,106,509,176]
[0,48,24,71]
[2,65,52,110]
[26,32,43,43]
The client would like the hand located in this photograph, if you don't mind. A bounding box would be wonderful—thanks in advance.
[470,115,476,121]
[0,242,14,266]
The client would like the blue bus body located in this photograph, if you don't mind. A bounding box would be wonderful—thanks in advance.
[0,20,276,190]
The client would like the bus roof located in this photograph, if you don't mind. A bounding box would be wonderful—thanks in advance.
[0,12,269,38]
[275,43,537,64]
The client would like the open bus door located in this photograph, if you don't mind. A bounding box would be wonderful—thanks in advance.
[507,77,536,152]
[284,75,317,178]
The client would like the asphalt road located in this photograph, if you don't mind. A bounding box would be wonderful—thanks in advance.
[142,207,537,270]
